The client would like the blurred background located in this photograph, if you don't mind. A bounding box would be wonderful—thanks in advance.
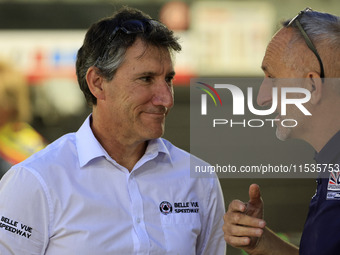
[0,0,339,254]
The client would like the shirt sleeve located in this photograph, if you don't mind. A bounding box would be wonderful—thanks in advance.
[0,167,50,255]
[197,176,226,255]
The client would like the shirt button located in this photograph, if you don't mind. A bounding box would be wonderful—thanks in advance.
[136,218,141,223]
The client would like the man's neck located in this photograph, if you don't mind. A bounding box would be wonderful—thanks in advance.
[107,141,147,172]
[307,87,340,152]
[90,114,148,172]
[306,122,340,152]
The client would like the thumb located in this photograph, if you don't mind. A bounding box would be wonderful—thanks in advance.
[249,183,261,204]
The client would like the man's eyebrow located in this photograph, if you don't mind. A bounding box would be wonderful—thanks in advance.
[135,70,176,77]
[168,71,176,77]
[139,71,157,76]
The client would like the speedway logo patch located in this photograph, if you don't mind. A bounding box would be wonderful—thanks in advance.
[159,201,199,215]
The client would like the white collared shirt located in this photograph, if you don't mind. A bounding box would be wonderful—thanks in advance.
[0,116,226,255]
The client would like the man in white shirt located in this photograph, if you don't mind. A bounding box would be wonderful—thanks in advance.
[0,6,225,255]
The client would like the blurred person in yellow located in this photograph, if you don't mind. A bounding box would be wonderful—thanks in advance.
[0,60,45,177]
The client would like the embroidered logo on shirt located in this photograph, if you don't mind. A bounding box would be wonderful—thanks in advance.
[160,201,200,214]
[0,216,33,239]
[159,201,173,215]
[174,202,199,213]
[328,172,340,190]
[326,191,340,200]
[327,172,340,200]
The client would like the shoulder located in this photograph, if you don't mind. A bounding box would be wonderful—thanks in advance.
[159,138,218,184]
[1,132,79,211]
[160,138,209,165]
[14,132,77,176]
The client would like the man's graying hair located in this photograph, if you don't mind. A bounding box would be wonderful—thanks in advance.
[283,10,340,77]
[76,7,181,106]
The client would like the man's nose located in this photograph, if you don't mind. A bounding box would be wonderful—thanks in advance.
[152,80,174,109]
[257,78,273,107]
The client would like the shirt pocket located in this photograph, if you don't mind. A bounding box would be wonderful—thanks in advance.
[160,213,201,255]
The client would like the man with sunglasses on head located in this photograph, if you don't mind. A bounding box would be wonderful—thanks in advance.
[0,7,225,254]
[223,8,340,255]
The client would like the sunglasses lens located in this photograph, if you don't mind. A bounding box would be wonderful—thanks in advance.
[121,20,146,33]
[149,19,165,28]
[96,19,163,65]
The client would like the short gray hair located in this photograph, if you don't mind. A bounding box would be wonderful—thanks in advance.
[283,9,340,77]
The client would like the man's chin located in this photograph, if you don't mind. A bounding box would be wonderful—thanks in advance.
[275,126,290,141]
[145,126,165,140]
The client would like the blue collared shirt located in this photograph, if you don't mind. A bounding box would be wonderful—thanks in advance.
[0,116,226,255]
[299,131,340,255]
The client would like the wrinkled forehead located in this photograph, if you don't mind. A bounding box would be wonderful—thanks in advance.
[262,28,299,67]
[266,28,294,56]
[131,38,174,64]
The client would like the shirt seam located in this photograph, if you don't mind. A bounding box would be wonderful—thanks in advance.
[24,167,54,253]
[197,177,215,254]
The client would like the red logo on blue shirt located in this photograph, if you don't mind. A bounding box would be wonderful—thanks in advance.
[328,172,340,190]
[327,172,340,200]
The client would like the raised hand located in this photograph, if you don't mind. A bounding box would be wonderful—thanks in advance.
[223,184,266,253]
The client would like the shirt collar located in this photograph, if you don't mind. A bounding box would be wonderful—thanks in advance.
[76,115,173,168]
[315,130,340,164]
[141,138,172,164]
[76,115,107,168]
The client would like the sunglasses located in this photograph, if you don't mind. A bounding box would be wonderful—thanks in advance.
[96,19,164,63]
[287,7,325,78]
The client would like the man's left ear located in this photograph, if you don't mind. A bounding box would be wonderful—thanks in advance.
[306,71,323,105]
[86,66,105,101]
